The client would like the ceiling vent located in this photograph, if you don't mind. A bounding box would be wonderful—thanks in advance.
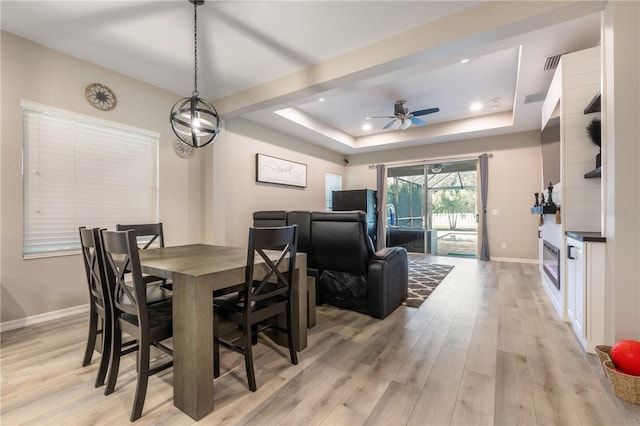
[524,91,548,104]
[543,52,569,71]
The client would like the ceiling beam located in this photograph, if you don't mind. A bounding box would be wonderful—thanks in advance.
[214,0,604,118]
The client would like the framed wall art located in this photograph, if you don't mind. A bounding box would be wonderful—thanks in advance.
[256,153,307,188]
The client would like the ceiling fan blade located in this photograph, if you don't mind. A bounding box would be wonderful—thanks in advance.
[367,115,395,119]
[409,116,426,126]
[383,120,396,129]
[411,107,440,116]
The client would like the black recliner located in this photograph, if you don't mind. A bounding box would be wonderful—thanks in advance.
[253,210,408,319]
[311,211,408,319]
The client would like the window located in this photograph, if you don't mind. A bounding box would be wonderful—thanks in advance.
[22,100,159,257]
[325,172,342,211]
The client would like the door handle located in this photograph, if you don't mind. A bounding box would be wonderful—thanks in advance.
[567,245,575,259]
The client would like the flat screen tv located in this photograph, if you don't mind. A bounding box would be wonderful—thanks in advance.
[541,117,560,186]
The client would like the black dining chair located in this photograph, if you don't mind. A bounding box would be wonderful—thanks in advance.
[79,227,112,388]
[213,225,299,392]
[116,223,172,290]
[101,229,173,422]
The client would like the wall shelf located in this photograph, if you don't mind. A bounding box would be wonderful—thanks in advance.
[584,166,602,178]
[531,205,558,215]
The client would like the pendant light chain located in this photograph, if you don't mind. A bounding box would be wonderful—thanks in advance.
[170,0,220,149]
[192,1,199,97]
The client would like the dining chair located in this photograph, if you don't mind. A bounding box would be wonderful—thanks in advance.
[213,225,299,392]
[101,229,173,422]
[79,227,112,388]
[116,223,172,290]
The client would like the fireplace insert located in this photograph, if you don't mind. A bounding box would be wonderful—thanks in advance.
[543,240,560,290]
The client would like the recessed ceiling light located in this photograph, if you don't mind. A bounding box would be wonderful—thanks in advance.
[460,58,470,64]
[362,123,372,131]
[470,102,482,111]
[318,97,325,102]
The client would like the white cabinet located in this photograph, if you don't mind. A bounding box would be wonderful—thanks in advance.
[566,235,605,353]
[566,239,585,340]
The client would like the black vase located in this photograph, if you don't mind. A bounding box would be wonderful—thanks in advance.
[596,151,601,168]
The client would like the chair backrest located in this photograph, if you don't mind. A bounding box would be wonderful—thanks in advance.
[252,211,287,228]
[79,227,109,314]
[310,211,374,276]
[244,226,298,314]
[101,229,150,329]
[115,223,165,250]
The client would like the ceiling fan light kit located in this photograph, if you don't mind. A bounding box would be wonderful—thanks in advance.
[170,0,220,149]
[371,100,439,131]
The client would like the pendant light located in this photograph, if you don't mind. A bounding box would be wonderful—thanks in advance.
[170,0,220,148]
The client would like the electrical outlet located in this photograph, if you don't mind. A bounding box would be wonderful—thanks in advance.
[501,242,507,249]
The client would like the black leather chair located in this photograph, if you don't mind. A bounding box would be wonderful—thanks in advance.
[310,211,408,319]
[285,211,319,277]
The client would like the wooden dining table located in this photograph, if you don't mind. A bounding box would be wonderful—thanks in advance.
[138,244,308,421]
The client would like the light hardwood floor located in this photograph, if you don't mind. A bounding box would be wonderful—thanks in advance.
[2,256,639,425]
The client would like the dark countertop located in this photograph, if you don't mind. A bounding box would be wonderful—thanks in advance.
[566,231,606,243]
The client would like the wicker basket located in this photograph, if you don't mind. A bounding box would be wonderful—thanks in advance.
[595,345,613,374]
[595,344,640,404]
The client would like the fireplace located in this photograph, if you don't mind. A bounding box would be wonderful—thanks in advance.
[543,240,560,290]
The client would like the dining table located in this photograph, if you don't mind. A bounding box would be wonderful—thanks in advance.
[138,243,308,421]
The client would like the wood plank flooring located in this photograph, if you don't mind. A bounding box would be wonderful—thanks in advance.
[2,256,640,425]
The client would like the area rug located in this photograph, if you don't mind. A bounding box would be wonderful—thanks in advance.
[405,262,454,308]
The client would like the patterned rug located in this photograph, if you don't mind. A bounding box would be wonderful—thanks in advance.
[405,262,454,308]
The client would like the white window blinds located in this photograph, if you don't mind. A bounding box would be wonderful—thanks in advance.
[22,100,159,257]
[325,172,342,211]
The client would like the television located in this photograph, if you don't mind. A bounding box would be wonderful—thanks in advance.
[541,116,560,186]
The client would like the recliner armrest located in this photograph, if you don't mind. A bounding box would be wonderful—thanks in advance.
[372,247,401,261]
[367,246,408,319]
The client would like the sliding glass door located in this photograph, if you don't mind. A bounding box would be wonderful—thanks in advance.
[386,159,478,257]
[386,165,427,253]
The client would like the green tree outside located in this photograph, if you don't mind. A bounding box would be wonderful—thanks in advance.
[432,189,476,230]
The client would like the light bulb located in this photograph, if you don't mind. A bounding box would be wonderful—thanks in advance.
[400,118,411,129]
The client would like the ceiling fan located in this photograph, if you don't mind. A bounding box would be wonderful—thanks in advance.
[368,100,440,130]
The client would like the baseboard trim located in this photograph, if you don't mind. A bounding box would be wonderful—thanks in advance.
[491,257,538,264]
[1,304,89,333]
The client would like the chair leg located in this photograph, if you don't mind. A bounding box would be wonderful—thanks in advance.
[82,309,98,367]
[213,309,220,378]
[105,322,122,396]
[243,323,257,392]
[251,324,258,346]
[95,316,111,387]
[130,341,150,422]
[286,304,298,365]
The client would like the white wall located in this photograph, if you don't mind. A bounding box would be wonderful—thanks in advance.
[1,32,205,323]
[345,131,542,261]
[207,118,345,249]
